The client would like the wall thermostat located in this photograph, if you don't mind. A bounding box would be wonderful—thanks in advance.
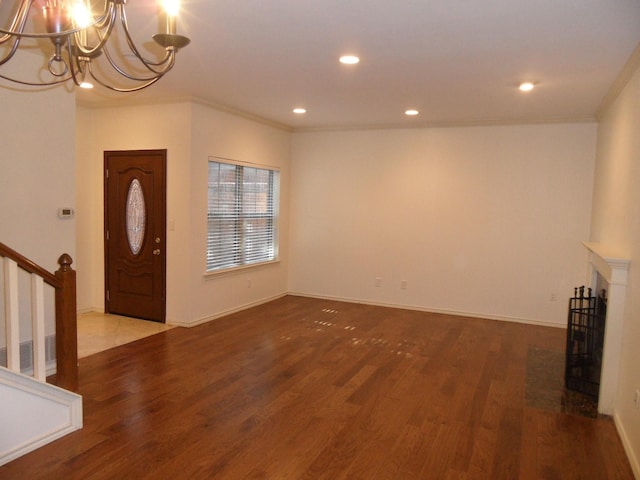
[58,208,75,219]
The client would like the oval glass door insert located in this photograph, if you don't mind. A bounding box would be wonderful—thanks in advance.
[126,178,146,255]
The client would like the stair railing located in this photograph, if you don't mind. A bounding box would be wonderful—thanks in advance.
[0,242,78,392]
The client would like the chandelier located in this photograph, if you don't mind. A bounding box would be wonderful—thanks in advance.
[0,0,190,92]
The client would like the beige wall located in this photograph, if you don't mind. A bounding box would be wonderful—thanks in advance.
[289,123,596,326]
[75,101,290,325]
[0,74,76,342]
[591,60,640,474]
[185,103,291,325]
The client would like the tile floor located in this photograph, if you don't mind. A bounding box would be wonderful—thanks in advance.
[77,311,174,358]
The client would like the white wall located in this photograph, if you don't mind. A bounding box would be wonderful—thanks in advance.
[290,123,596,326]
[0,74,76,343]
[591,59,640,474]
[75,102,193,319]
[75,100,290,325]
[186,103,290,325]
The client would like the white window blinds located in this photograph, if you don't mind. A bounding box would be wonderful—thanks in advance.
[207,159,279,272]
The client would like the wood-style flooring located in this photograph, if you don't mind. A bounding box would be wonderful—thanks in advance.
[1,296,634,479]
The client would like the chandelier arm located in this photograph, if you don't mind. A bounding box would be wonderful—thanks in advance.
[0,72,69,87]
[100,44,175,82]
[0,36,22,67]
[0,0,113,41]
[74,4,118,58]
[88,61,165,92]
[0,0,32,67]
[90,0,117,30]
[0,0,32,44]
[0,26,92,40]
[66,41,84,87]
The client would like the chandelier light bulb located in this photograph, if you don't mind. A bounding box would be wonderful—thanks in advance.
[162,0,181,17]
[71,2,92,28]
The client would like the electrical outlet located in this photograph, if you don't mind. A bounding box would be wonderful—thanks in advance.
[550,293,558,302]
[375,277,382,287]
[401,280,407,290]
[247,279,252,288]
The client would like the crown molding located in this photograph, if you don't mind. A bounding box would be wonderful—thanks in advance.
[291,115,597,133]
[76,94,598,134]
[596,41,640,120]
[76,94,293,133]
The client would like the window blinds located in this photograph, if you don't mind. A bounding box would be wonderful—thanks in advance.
[207,160,278,272]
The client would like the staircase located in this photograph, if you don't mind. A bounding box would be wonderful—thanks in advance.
[0,242,82,466]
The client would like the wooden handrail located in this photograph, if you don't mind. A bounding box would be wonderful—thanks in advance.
[0,242,78,392]
[0,242,61,288]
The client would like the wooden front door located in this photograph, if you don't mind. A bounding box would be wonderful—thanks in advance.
[104,150,167,322]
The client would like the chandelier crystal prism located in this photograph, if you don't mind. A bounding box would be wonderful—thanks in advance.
[0,0,190,92]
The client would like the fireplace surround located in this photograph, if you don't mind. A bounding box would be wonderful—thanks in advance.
[582,242,630,415]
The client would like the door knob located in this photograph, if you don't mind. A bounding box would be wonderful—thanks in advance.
[153,249,161,255]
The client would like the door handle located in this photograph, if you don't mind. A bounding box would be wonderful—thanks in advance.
[153,249,161,255]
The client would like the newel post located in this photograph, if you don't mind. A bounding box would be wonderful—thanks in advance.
[55,253,78,392]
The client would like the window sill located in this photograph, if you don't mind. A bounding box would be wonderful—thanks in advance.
[203,259,280,278]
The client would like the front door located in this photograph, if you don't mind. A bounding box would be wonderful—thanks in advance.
[104,150,166,322]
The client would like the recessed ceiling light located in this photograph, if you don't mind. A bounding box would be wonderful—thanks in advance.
[519,82,535,92]
[405,109,419,116]
[293,108,306,114]
[339,55,360,65]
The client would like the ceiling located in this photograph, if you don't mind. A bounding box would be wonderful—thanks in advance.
[74,0,640,130]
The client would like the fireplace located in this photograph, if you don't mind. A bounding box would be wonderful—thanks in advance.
[581,242,630,415]
[565,286,606,398]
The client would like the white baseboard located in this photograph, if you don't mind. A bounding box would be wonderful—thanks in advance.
[614,411,640,479]
[168,292,288,328]
[287,291,565,329]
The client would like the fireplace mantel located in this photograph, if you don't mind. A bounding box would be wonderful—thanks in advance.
[583,242,630,285]
[582,242,630,415]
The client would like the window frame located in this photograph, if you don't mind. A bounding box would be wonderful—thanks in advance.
[205,157,280,275]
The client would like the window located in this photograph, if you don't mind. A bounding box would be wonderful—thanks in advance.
[207,159,279,272]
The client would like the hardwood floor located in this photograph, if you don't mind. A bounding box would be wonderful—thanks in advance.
[2,296,633,479]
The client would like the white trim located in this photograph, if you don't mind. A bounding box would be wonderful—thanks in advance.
[614,411,640,479]
[596,42,640,121]
[287,292,565,329]
[207,155,281,172]
[167,292,287,328]
[0,367,82,466]
[203,259,280,278]
[582,242,630,415]
[77,306,105,315]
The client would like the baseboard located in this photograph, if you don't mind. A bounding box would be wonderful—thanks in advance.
[168,292,288,328]
[77,306,103,315]
[0,335,57,375]
[287,291,565,329]
[614,411,640,479]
